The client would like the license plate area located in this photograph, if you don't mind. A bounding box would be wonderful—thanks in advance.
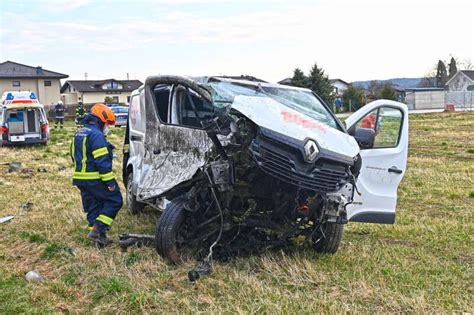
[10,135,25,142]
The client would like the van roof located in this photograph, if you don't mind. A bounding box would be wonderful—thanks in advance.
[1,91,41,106]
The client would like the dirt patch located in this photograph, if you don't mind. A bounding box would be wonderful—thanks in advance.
[458,253,473,264]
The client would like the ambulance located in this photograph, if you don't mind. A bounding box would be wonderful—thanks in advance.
[0,91,49,146]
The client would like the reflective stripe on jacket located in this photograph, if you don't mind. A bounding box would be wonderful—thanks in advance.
[55,104,65,118]
[71,122,115,186]
[76,107,86,118]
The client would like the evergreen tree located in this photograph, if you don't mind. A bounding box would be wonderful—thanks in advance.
[307,63,334,104]
[342,85,365,111]
[448,57,457,78]
[435,60,448,87]
[380,84,397,101]
[290,68,308,88]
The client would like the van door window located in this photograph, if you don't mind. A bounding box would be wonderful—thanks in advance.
[154,86,171,123]
[26,109,37,133]
[173,85,213,128]
[373,107,403,148]
[351,106,403,149]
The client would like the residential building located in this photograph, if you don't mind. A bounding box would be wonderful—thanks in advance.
[391,85,406,102]
[60,79,143,106]
[278,78,293,85]
[0,60,68,106]
[445,70,474,91]
[444,70,474,109]
[329,79,349,97]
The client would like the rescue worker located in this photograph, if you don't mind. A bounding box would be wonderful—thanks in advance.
[70,103,123,247]
[75,101,87,127]
[360,111,377,130]
[54,100,66,129]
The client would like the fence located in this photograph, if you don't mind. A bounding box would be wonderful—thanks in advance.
[445,91,474,111]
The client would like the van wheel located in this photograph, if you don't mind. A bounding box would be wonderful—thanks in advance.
[126,172,145,214]
[155,198,191,264]
[312,222,343,254]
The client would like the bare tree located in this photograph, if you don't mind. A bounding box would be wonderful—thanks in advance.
[366,81,385,100]
[460,58,473,70]
[419,66,437,87]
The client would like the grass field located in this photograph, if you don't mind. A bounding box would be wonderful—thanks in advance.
[0,113,473,313]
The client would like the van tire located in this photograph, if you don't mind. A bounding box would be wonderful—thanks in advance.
[126,172,145,215]
[312,222,343,254]
[155,198,188,264]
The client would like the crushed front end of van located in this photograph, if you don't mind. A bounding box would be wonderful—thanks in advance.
[123,76,409,264]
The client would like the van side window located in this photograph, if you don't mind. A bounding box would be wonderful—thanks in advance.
[154,86,171,123]
[352,106,403,149]
[373,107,402,148]
[129,94,144,132]
[173,86,213,128]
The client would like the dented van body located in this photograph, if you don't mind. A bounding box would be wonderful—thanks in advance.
[123,76,408,262]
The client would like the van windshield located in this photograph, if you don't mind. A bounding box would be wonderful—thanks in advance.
[208,81,338,129]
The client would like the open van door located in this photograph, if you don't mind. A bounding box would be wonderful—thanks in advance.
[344,100,409,224]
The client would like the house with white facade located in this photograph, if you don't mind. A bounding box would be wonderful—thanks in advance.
[444,70,474,109]
[60,79,142,106]
[445,70,474,91]
[329,79,349,97]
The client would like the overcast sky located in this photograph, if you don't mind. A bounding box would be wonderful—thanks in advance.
[0,0,472,83]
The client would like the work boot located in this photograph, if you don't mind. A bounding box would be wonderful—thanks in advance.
[88,226,113,248]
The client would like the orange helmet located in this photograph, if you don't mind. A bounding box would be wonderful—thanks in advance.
[90,103,115,125]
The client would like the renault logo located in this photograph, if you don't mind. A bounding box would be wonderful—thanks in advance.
[303,140,319,162]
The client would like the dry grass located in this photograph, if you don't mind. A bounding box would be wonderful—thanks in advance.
[0,113,473,313]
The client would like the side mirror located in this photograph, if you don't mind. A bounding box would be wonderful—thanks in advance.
[354,128,375,149]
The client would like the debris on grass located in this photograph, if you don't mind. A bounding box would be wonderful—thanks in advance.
[0,216,14,224]
[188,261,213,282]
[20,168,34,176]
[25,271,44,282]
[19,202,33,210]
[118,233,155,251]
[3,162,22,172]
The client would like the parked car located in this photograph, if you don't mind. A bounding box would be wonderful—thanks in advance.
[123,76,409,263]
[0,91,49,146]
[111,105,128,127]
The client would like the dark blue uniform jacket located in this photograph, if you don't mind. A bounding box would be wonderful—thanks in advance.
[71,118,116,187]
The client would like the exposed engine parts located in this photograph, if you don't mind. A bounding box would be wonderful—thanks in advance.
[151,112,357,266]
[123,76,371,274]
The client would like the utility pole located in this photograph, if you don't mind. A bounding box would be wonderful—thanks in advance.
[84,72,88,81]
[126,73,129,80]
